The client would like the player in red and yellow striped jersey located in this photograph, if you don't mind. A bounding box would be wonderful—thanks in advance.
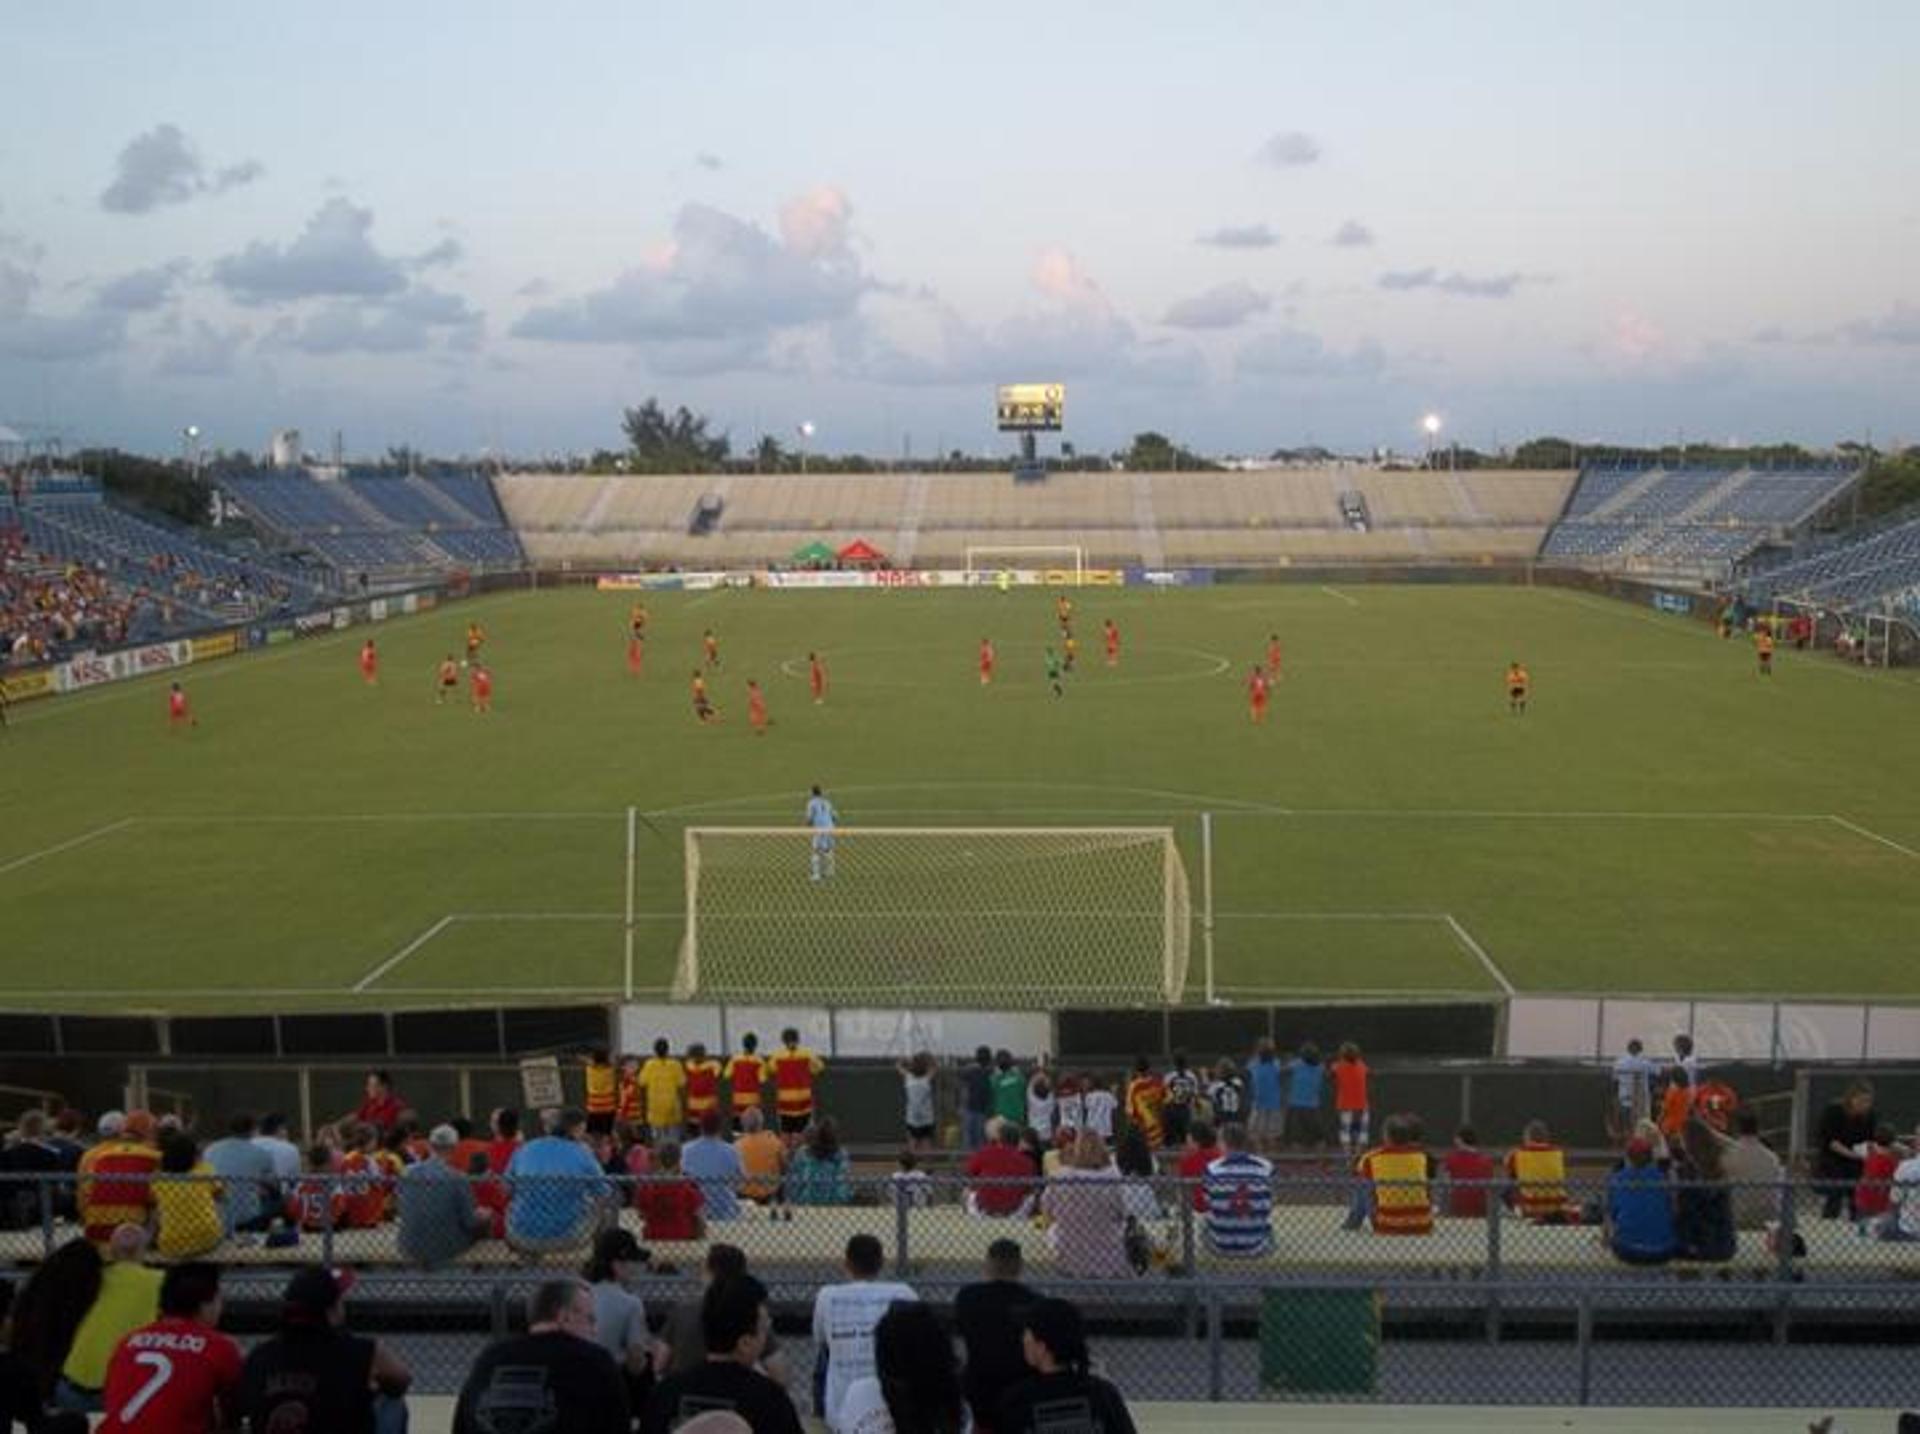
[769,1027,825,1139]
[724,1035,767,1128]
[683,1043,724,1132]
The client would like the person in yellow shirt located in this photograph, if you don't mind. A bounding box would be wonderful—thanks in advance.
[582,1046,618,1136]
[1504,1119,1577,1223]
[1506,661,1530,716]
[152,1134,225,1259]
[59,1224,162,1409]
[639,1038,686,1142]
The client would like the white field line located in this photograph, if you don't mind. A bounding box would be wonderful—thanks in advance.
[1827,814,1920,862]
[1443,913,1516,996]
[624,806,638,1001]
[352,916,454,992]
[0,818,138,877]
[1320,585,1360,607]
[1207,909,1513,996]
[136,811,623,825]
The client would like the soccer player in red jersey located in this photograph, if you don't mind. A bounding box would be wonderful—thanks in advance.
[626,632,644,677]
[359,639,378,685]
[979,638,995,685]
[102,1262,243,1433]
[469,661,493,714]
[434,655,459,704]
[702,629,720,669]
[1266,633,1283,679]
[167,681,195,729]
[808,651,827,704]
[1104,618,1120,666]
[1248,665,1270,723]
[747,679,770,736]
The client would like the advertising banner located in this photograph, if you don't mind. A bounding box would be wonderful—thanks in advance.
[295,611,336,636]
[1127,567,1214,588]
[369,598,390,622]
[0,667,56,704]
[401,593,418,615]
[262,626,295,646]
[1652,591,1693,615]
[416,591,438,611]
[331,607,351,631]
[190,631,240,662]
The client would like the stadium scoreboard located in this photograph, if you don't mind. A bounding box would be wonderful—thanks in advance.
[996,383,1066,432]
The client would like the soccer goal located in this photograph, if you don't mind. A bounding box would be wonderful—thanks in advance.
[675,826,1190,1007]
[963,545,1086,586]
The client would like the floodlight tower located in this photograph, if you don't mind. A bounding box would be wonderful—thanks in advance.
[796,420,815,474]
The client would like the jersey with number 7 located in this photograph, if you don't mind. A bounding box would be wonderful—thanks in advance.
[104,1316,243,1433]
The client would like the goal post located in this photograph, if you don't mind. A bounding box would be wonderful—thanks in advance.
[964,545,1086,586]
[675,826,1190,1007]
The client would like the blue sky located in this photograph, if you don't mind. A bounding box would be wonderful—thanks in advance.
[2,1,1915,458]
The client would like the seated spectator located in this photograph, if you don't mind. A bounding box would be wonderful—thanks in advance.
[1657,1068,1693,1142]
[1504,1120,1578,1223]
[735,1108,786,1207]
[1605,1137,1676,1265]
[786,1119,851,1207]
[643,1275,801,1434]
[1441,1125,1496,1219]
[76,1110,158,1245]
[1113,1127,1162,1223]
[0,1277,74,1434]
[812,1235,916,1432]
[1881,1128,1920,1243]
[203,1112,276,1235]
[890,1149,932,1209]
[289,1144,347,1233]
[337,1124,390,1231]
[397,1125,491,1268]
[1854,1124,1903,1230]
[1039,1132,1131,1279]
[54,1226,159,1415]
[966,1122,1036,1219]
[102,1263,241,1431]
[584,1228,655,1414]
[239,1265,412,1434]
[253,1113,303,1191]
[1175,1120,1222,1211]
[0,1111,64,1231]
[996,1298,1138,1434]
[636,1142,705,1243]
[837,1301,966,1434]
[153,1132,225,1259]
[1202,1123,1274,1258]
[1348,1115,1434,1235]
[955,1239,1038,1431]
[657,1244,790,1389]
[505,1109,614,1256]
[1673,1118,1736,1262]
[8,1236,106,1412]
[1040,1127,1074,1179]
[1718,1110,1785,1230]
[681,1111,744,1222]
[454,1278,629,1434]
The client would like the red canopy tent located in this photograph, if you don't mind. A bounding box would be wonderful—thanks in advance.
[837,538,887,568]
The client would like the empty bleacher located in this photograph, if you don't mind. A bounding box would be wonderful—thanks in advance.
[222,471,524,579]
[1742,507,1920,611]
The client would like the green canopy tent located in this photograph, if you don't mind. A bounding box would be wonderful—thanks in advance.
[791,540,837,570]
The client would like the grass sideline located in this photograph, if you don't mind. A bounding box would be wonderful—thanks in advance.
[2,582,1917,1013]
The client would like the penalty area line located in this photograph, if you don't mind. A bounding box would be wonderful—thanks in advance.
[1827,814,1920,863]
[353,916,454,992]
[1443,913,1514,995]
[1320,585,1360,608]
[0,818,138,878]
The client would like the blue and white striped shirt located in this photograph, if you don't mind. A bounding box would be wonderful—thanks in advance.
[1203,1151,1275,1257]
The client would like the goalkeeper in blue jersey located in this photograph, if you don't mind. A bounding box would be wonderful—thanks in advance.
[806,784,837,882]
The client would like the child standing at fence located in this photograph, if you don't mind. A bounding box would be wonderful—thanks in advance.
[897,1052,937,1153]
[1027,1067,1058,1142]
[1333,1043,1371,1159]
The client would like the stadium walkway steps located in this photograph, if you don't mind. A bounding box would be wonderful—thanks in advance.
[325,479,403,531]
[1132,471,1166,568]
[1443,467,1486,522]
[1580,468,1669,523]
[407,474,483,527]
[893,469,930,566]
[1612,469,1753,560]
[578,475,621,531]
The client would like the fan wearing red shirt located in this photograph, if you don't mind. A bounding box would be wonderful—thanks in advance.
[635,1141,705,1241]
[350,1070,405,1134]
[103,1262,242,1433]
[965,1122,1037,1217]
[337,1127,390,1230]
[1441,1125,1497,1219]
[1176,1121,1223,1211]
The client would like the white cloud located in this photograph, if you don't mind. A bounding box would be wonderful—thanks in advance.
[95,261,188,313]
[1197,223,1280,249]
[213,198,412,303]
[1379,267,1530,299]
[100,123,263,214]
[1163,280,1271,330]
[270,285,482,356]
[1255,131,1321,168]
[1331,219,1374,247]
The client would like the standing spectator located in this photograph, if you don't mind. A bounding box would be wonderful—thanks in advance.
[397,1126,490,1268]
[955,1240,1038,1431]
[683,1043,726,1135]
[1081,1076,1118,1145]
[454,1278,629,1434]
[1114,1129,1163,1224]
[1611,1039,1657,1132]
[769,1029,825,1141]
[1605,1137,1676,1265]
[1332,1043,1371,1159]
[988,1052,1026,1132]
[1815,1082,1877,1219]
[1160,1054,1197,1148]
[1206,1058,1245,1131]
[1175,1122,1222,1212]
[1248,1040,1285,1155]
[965,1123,1036,1219]
[636,1142,705,1242]
[0,1112,63,1231]
[1348,1115,1433,1235]
[153,1132,224,1259]
[1673,1118,1735,1262]
[996,1298,1137,1434]
[583,1047,619,1136]
[723,1034,767,1131]
[350,1071,405,1135]
[644,1275,800,1434]
[616,1055,644,1132]
[1039,1133,1131,1279]
[682,1112,745,1222]
[1718,1109,1785,1231]
[204,1113,276,1236]
[1657,1067,1694,1141]
[52,1226,158,1414]
[1202,1124,1274,1259]
[1504,1120,1576,1223]
[102,1264,242,1432]
[734,1109,786,1207]
[811,1235,916,1432]
[76,1111,158,1244]
[786,1120,850,1207]
[898,1054,937,1154]
[1440,1126,1496,1219]
[1025,1067,1057,1143]
[1671,1033,1699,1083]
[239,1266,411,1434]
[1283,1044,1326,1150]
[837,1301,965,1434]
[1055,1072,1086,1137]
[640,1040,687,1145]
[1123,1058,1165,1149]
[584,1228,655,1415]
[505,1109,614,1255]
[960,1048,994,1151]
[9,1238,106,1411]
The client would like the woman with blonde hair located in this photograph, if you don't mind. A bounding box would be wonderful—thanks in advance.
[1039,1132,1131,1278]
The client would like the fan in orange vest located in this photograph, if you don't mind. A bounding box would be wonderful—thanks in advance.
[1504,1119,1579,1223]
[768,1027,825,1139]
[1126,1056,1167,1148]
[582,1046,618,1136]
[683,1042,724,1133]
[724,1034,768,1128]
[1351,1114,1435,1234]
[77,1110,161,1243]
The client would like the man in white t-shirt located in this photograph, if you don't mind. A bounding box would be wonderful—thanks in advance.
[1611,1040,1657,1130]
[810,1234,915,1431]
[1884,1138,1920,1242]
[1083,1079,1118,1143]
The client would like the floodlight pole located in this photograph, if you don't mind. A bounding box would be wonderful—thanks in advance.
[1201,811,1216,1005]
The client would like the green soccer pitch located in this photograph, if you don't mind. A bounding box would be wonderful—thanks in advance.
[2,581,1917,1013]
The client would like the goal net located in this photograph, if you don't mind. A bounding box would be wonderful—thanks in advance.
[676,826,1190,1007]
[963,545,1086,586]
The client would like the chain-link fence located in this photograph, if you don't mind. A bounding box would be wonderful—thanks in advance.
[5,1169,1918,1404]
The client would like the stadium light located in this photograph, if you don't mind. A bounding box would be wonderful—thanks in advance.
[796,420,815,474]
[1421,413,1442,437]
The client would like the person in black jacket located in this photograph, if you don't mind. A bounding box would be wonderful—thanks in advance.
[643,1275,800,1434]
[1815,1082,1876,1219]
[996,1298,1136,1434]
[239,1266,411,1434]
[455,1278,629,1434]
[955,1239,1037,1431]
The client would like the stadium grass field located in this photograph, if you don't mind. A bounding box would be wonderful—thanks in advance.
[2,580,1918,1013]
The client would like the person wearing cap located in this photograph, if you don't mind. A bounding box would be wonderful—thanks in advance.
[397,1125,491,1269]
[1605,1136,1677,1265]
[75,1111,159,1245]
[238,1264,411,1434]
[583,1227,655,1413]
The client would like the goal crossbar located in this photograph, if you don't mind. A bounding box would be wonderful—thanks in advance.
[964,545,1086,584]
